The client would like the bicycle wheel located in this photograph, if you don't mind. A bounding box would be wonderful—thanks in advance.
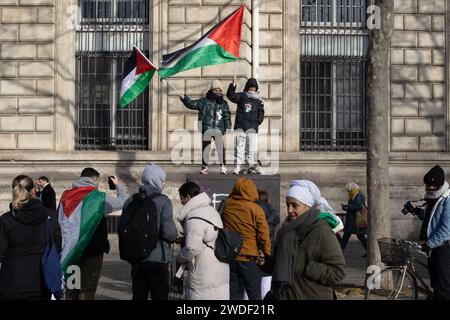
[365,267,418,300]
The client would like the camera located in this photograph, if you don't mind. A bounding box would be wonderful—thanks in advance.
[108,176,116,190]
[402,201,415,215]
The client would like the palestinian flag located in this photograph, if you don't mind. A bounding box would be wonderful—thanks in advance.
[119,47,156,107]
[158,5,244,79]
[58,186,106,278]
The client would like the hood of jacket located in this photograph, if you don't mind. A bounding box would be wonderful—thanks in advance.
[72,176,97,189]
[230,177,258,202]
[9,198,46,225]
[244,78,259,92]
[140,163,166,195]
[177,192,212,223]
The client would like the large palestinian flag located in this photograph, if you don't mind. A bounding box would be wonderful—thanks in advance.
[158,5,244,79]
[58,187,106,278]
[119,47,156,107]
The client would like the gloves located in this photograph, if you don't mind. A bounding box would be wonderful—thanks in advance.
[179,95,186,103]
[421,243,431,254]
[404,201,416,214]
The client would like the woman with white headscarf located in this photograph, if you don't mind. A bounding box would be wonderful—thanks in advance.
[260,180,346,300]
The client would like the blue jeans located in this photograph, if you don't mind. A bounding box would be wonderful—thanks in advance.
[229,260,262,300]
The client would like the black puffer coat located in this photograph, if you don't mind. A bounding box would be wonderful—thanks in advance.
[0,199,61,299]
[227,81,265,133]
[181,91,232,135]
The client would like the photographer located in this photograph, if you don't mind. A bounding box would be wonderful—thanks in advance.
[403,165,450,300]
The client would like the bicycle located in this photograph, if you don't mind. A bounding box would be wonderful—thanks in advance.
[365,238,433,300]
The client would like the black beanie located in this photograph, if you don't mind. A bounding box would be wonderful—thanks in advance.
[244,78,258,92]
[423,165,445,188]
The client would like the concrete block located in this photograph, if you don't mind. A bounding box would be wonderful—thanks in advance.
[0,25,18,41]
[0,44,36,59]
[167,24,202,42]
[404,15,431,30]
[391,66,417,81]
[19,61,54,78]
[394,15,404,30]
[419,135,446,151]
[19,0,55,4]
[432,15,445,31]
[433,84,445,99]
[418,0,445,13]
[391,31,417,47]
[405,83,432,99]
[1,7,37,23]
[0,134,16,149]
[391,49,404,64]
[36,79,54,96]
[419,101,445,116]
[269,48,282,64]
[0,116,34,131]
[269,14,282,30]
[17,133,53,150]
[186,6,218,24]
[432,118,445,135]
[0,80,34,95]
[168,7,184,24]
[269,82,282,99]
[0,61,18,78]
[391,100,418,116]
[432,50,445,66]
[0,98,17,113]
[394,0,417,13]
[260,0,282,13]
[37,43,54,60]
[19,24,54,42]
[38,7,55,23]
[18,97,54,113]
[36,115,53,131]
[405,49,431,65]
[391,83,404,99]
[419,66,445,82]
[264,100,282,117]
[259,65,282,81]
[260,30,282,47]
[405,118,432,134]
[167,115,185,131]
[391,136,418,151]
[418,32,445,48]
[259,48,269,65]
[391,118,405,134]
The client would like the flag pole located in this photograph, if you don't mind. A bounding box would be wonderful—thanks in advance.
[164,78,184,97]
[233,59,239,84]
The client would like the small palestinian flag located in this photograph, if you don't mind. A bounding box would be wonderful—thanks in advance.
[159,5,244,79]
[119,47,156,107]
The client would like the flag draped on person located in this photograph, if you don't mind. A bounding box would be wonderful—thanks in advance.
[158,5,244,79]
[119,47,157,107]
[58,187,106,278]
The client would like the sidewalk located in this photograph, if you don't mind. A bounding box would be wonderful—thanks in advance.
[96,235,376,300]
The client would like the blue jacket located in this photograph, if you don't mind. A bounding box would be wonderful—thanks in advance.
[418,189,450,249]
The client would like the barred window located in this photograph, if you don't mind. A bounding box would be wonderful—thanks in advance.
[300,0,368,151]
[76,0,149,150]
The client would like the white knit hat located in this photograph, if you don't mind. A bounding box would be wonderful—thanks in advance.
[210,79,223,91]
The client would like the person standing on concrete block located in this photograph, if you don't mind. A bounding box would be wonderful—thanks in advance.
[122,163,177,300]
[227,78,265,175]
[222,177,271,300]
[180,80,232,175]
[36,176,56,213]
[59,168,128,300]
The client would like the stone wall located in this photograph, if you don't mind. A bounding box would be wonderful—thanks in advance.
[0,0,55,150]
[390,0,447,152]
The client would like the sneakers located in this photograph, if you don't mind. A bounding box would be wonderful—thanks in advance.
[234,166,242,175]
[221,165,228,175]
[200,166,208,175]
[247,166,258,175]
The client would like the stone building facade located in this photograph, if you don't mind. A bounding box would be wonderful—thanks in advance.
[0,0,449,238]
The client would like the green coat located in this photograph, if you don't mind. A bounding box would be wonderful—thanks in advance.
[273,219,346,300]
[182,95,232,135]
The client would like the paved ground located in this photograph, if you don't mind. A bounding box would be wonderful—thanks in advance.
[96,235,430,300]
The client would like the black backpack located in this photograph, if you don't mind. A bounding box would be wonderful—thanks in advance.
[118,193,160,265]
[187,217,243,264]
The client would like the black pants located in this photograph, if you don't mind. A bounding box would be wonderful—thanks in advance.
[340,232,367,251]
[229,260,262,300]
[429,245,450,300]
[202,137,225,166]
[0,290,51,300]
[131,261,169,300]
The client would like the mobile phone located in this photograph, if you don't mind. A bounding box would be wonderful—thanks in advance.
[108,176,116,190]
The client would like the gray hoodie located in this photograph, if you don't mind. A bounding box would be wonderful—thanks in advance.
[122,164,177,264]
[72,176,129,215]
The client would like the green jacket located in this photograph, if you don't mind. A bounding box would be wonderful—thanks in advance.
[270,219,346,300]
[182,94,232,135]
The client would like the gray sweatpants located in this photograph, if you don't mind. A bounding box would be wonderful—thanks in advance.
[235,129,258,166]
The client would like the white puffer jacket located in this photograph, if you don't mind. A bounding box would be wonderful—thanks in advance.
[176,192,230,300]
